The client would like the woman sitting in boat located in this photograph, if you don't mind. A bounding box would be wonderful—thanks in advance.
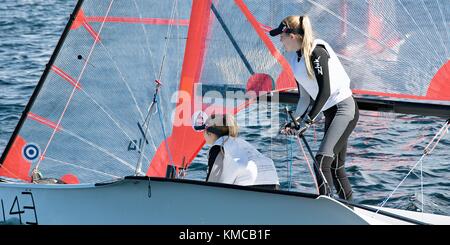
[197,113,280,190]
[270,15,359,200]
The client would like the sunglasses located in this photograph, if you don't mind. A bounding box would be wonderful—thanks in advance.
[194,123,227,137]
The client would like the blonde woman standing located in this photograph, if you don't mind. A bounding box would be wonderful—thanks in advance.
[196,114,279,190]
[271,16,359,200]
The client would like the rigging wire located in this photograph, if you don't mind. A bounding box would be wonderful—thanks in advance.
[99,42,146,121]
[132,0,159,81]
[135,0,178,175]
[155,0,178,170]
[376,119,450,214]
[287,135,293,191]
[285,108,332,195]
[157,94,174,168]
[44,156,120,179]
[297,137,320,194]
[135,81,160,175]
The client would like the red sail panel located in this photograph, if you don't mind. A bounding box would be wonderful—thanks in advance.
[426,60,450,101]
[147,0,212,177]
[0,136,32,182]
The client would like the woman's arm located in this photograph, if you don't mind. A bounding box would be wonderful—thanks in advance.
[293,82,311,119]
[207,148,239,184]
[307,46,331,121]
[206,145,222,181]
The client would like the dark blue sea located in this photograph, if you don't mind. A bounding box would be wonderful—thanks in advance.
[0,0,448,217]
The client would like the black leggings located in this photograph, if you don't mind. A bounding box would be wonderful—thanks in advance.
[314,96,359,200]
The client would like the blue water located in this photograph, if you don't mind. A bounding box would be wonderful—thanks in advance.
[0,0,449,216]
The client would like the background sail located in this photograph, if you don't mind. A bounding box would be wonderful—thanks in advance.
[249,0,450,102]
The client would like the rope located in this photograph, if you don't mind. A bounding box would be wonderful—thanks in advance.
[157,94,174,167]
[297,137,320,194]
[376,120,449,213]
[134,0,178,176]
[157,0,178,81]
[287,136,293,191]
[283,109,328,194]
[153,0,177,174]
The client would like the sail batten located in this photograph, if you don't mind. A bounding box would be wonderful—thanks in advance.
[85,16,190,26]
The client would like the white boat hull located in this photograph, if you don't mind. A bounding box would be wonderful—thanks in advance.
[0,177,448,225]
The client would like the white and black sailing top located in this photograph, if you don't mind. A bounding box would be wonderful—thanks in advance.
[287,39,353,120]
[206,136,279,186]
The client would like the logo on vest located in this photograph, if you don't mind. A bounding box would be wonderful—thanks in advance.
[313,56,323,75]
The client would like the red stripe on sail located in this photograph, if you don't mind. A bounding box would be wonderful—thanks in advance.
[85,16,189,26]
[28,112,62,132]
[71,9,86,30]
[82,22,101,42]
[51,65,81,89]
[69,8,101,42]
[0,136,32,182]
[147,0,212,177]
[234,0,296,90]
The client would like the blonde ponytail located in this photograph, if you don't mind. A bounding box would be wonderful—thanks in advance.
[283,15,315,79]
[300,16,314,79]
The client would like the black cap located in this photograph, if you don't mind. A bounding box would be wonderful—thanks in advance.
[269,18,304,36]
[269,22,287,36]
[193,124,206,131]
[193,123,227,137]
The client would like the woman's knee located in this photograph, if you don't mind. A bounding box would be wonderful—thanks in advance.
[331,166,347,179]
[315,154,334,171]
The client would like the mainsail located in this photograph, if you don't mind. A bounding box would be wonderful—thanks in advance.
[0,0,449,184]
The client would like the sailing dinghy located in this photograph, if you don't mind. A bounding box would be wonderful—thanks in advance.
[0,0,449,224]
